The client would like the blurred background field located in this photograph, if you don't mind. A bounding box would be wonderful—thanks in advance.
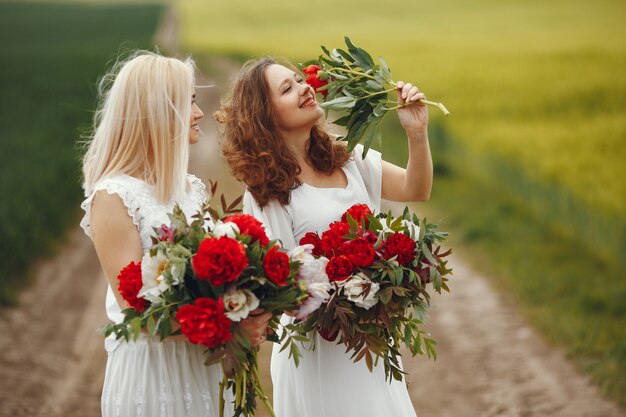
[0,0,624,411]
[177,0,626,404]
[0,0,163,303]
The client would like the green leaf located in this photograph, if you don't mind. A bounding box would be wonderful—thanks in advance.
[146,314,156,336]
[378,56,391,80]
[344,37,375,70]
[361,118,382,158]
[331,114,351,127]
[334,48,355,64]
[130,317,142,341]
[320,96,357,110]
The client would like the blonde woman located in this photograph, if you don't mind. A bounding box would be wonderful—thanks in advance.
[80,51,270,417]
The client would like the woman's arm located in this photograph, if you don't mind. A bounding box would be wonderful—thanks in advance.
[381,81,432,202]
[90,190,144,308]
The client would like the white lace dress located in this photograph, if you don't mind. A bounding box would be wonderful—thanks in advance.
[244,146,417,417]
[80,173,233,417]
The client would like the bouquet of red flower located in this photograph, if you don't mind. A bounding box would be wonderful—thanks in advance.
[103,184,326,417]
[302,36,449,158]
[294,203,452,382]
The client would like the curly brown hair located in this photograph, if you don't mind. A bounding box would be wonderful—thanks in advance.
[215,57,350,208]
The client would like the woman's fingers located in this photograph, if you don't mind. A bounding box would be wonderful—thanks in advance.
[241,309,272,346]
[397,81,424,103]
[409,92,427,103]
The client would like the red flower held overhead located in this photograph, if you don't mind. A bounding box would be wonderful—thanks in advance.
[263,246,291,286]
[224,214,270,246]
[192,236,248,285]
[117,261,147,313]
[341,204,372,226]
[382,233,417,266]
[176,297,232,348]
[325,255,354,282]
[303,64,329,97]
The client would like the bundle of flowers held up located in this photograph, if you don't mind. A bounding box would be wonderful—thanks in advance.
[302,37,450,158]
[102,183,328,417]
[289,203,453,382]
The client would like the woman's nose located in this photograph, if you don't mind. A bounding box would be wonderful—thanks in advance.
[300,83,312,95]
[193,103,204,118]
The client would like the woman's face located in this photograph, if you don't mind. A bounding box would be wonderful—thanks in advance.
[189,92,204,144]
[264,64,324,133]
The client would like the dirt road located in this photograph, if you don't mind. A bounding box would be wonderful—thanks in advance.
[0,9,623,417]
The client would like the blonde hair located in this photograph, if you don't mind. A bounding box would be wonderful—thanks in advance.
[82,51,195,202]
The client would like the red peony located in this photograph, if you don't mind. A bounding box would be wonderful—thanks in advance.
[341,238,376,267]
[320,222,350,258]
[192,236,248,285]
[329,221,350,237]
[325,255,354,281]
[363,230,378,245]
[176,297,232,348]
[341,203,372,226]
[224,214,270,246]
[382,233,417,266]
[117,261,147,312]
[263,246,291,286]
[299,232,324,256]
[303,64,329,97]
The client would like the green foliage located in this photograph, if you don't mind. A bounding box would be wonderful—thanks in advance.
[304,37,448,157]
[0,1,162,305]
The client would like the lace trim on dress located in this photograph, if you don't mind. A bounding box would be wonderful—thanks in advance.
[80,178,143,240]
[187,173,208,207]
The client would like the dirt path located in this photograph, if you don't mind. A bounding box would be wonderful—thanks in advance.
[0,8,623,417]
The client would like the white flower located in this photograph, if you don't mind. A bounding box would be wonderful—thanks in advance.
[223,286,260,322]
[212,220,240,238]
[289,244,314,261]
[401,219,420,240]
[343,272,380,310]
[290,245,332,319]
[138,252,171,303]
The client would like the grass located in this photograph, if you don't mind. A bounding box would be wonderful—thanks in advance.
[0,1,163,305]
[381,119,626,407]
[177,0,626,406]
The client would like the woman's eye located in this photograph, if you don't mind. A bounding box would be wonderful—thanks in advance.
[296,78,304,83]
[283,86,291,94]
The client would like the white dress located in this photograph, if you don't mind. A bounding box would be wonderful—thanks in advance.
[80,173,233,417]
[244,145,417,417]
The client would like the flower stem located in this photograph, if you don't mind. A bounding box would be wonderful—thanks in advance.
[385,80,450,115]
[252,357,276,417]
[386,99,450,115]
[219,370,227,417]
[360,86,397,100]
[327,67,377,80]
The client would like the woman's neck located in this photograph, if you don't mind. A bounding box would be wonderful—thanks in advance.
[281,127,312,168]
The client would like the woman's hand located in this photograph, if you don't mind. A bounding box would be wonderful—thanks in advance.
[396,81,428,137]
[239,309,272,346]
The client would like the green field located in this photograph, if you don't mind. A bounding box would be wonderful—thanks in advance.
[0,1,163,305]
[180,0,626,261]
[177,0,626,405]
